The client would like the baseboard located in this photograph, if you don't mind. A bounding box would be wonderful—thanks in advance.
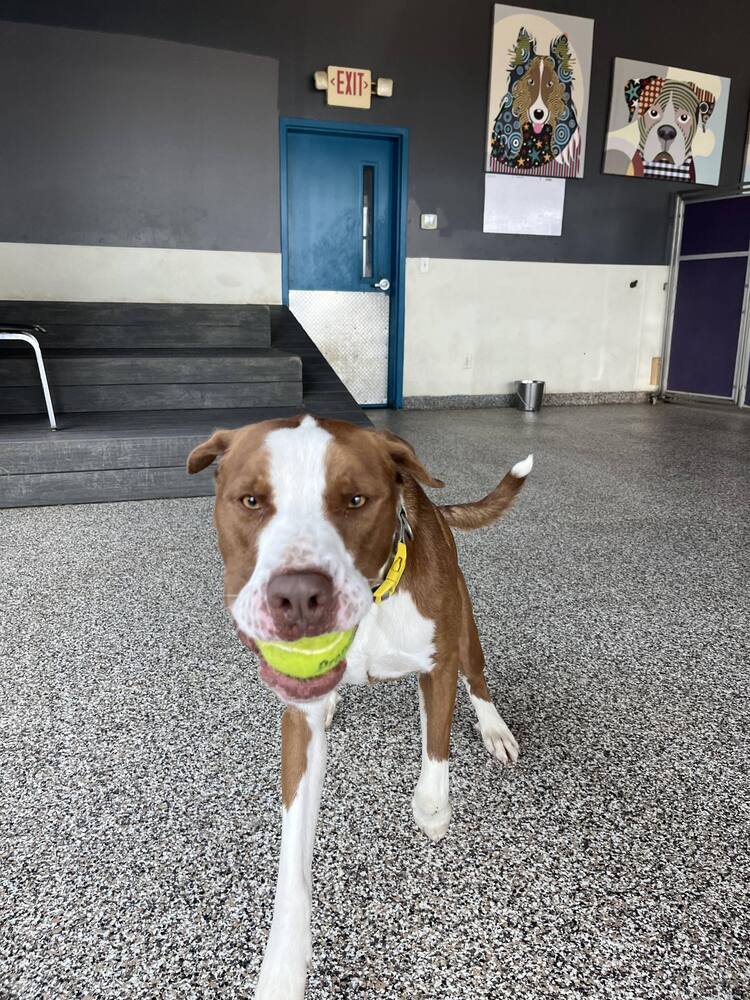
[544,391,653,406]
[403,393,515,409]
[403,391,652,410]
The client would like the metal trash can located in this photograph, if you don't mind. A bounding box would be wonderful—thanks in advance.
[515,379,545,412]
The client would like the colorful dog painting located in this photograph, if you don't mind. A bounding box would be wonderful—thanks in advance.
[490,28,581,174]
[485,6,594,179]
[624,77,715,182]
[604,58,730,186]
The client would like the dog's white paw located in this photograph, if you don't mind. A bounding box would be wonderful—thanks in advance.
[324,689,341,730]
[255,918,311,1000]
[476,714,519,764]
[412,791,452,842]
[468,694,519,764]
[255,947,308,1000]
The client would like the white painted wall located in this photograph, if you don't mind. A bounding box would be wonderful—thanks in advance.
[403,258,668,396]
[0,243,281,304]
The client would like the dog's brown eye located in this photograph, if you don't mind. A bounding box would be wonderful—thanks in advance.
[241,495,260,510]
[648,107,659,118]
[349,495,367,509]
[678,113,689,123]
[547,80,553,87]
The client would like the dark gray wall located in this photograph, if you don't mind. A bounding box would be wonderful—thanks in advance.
[0,22,279,251]
[1,0,749,264]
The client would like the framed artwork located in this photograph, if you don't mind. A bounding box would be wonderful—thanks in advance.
[485,4,594,178]
[603,58,730,186]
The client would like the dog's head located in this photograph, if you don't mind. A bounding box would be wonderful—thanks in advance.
[509,29,573,134]
[624,76,716,166]
[187,416,442,701]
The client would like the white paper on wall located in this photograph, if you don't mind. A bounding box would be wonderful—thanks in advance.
[483,174,565,236]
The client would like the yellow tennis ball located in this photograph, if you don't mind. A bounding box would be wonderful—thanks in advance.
[256,629,356,680]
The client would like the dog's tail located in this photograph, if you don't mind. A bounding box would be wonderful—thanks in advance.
[438,455,533,531]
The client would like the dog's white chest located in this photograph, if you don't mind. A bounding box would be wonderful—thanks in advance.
[343,590,436,685]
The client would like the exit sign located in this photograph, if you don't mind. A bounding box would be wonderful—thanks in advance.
[327,65,372,109]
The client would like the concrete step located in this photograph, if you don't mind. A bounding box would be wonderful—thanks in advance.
[0,407,306,475]
[0,349,301,386]
[1,379,302,414]
[0,300,271,326]
[0,301,271,348]
[12,325,272,350]
[1,465,218,507]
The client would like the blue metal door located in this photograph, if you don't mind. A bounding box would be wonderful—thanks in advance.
[284,126,399,405]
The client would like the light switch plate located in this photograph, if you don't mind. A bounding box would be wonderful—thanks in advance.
[420,257,430,273]
[420,213,438,230]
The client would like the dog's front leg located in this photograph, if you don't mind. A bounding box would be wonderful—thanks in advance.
[255,700,327,1000]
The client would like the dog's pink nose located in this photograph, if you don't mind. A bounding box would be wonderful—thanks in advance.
[267,571,334,635]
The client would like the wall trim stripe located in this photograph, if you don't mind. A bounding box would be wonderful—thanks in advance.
[0,243,282,304]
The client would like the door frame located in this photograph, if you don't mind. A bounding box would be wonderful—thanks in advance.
[660,184,750,408]
[279,116,409,409]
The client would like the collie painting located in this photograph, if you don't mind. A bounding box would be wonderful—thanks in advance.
[485,5,594,179]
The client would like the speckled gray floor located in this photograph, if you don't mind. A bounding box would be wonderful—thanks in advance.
[2,403,749,1000]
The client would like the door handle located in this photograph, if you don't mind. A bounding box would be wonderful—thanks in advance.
[372,278,390,291]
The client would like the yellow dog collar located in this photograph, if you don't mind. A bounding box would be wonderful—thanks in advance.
[372,505,412,604]
[372,540,407,604]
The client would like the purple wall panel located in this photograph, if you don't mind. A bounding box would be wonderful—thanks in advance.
[681,198,750,257]
[668,256,748,397]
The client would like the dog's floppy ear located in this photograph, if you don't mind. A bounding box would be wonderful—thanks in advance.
[624,75,666,122]
[624,77,645,122]
[375,429,444,488]
[549,34,574,79]
[698,97,715,130]
[689,83,716,131]
[187,428,236,474]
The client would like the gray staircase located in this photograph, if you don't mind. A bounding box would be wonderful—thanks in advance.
[0,303,367,507]
[0,302,300,414]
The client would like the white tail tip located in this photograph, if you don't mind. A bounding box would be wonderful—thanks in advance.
[511,454,533,479]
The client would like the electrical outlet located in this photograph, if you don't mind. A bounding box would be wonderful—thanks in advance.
[463,354,473,371]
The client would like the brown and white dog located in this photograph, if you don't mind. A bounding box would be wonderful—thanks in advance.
[187,415,532,999]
